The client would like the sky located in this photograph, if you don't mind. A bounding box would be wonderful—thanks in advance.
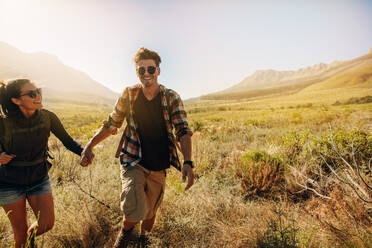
[0,0,371,99]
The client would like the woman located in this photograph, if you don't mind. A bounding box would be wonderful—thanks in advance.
[0,79,84,248]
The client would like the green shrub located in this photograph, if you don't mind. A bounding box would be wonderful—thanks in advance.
[282,130,310,162]
[236,150,284,198]
[312,129,372,173]
[257,207,299,248]
[190,120,205,132]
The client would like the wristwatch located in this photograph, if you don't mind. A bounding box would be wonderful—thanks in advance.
[183,160,194,168]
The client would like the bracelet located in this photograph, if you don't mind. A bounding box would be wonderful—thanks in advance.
[183,160,194,168]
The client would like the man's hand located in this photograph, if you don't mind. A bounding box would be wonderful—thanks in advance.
[182,164,195,190]
[80,146,95,167]
[0,152,16,164]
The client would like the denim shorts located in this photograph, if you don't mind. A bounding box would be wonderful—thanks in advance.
[0,176,52,205]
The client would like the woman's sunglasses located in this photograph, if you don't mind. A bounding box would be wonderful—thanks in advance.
[19,88,42,98]
[138,66,157,75]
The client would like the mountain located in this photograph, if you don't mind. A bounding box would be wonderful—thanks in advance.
[202,47,372,100]
[0,42,118,104]
[226,61,343,93]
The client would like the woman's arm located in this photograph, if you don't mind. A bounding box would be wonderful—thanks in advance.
[48,110,84,156]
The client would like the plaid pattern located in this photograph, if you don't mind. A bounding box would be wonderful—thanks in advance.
[106,84,192,171]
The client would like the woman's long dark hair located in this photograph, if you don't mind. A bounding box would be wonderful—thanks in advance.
[0,79,30,117]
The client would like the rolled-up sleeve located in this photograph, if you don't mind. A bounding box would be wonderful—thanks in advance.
[105,88,128,129]
[170,91,193,141]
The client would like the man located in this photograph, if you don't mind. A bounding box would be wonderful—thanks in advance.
[80,47,194,247]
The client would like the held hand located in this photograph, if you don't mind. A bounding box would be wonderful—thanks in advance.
[0,152,16,164]
[80,146,95,167]
[182,164,195,191]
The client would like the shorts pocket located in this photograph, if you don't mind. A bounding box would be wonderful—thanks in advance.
[120,167,137,213]
[120,182,137,213]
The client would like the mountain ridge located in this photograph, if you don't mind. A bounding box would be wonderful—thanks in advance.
[0,42,118,104]
[224,47,372,94]
[202,47,372,101]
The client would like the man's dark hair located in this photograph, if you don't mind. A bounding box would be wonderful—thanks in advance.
[133,47,162,66]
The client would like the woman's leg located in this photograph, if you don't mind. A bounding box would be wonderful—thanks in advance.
[2,197,29,248]
[27,193,55,236]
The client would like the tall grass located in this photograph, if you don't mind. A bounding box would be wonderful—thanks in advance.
[0,91,371,247]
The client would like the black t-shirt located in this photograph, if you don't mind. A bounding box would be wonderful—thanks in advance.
[133,90,170,171]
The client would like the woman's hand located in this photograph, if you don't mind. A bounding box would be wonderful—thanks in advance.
[80,146,95,167]
[0,152,16,164]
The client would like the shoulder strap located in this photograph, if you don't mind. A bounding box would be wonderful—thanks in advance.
[40,109,51,133]
[2,117,13,153]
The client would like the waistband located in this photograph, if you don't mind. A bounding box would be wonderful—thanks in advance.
[5,157,45,167]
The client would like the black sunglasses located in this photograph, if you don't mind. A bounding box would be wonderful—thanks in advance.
[138,66,157,75]
[19,88,42,98]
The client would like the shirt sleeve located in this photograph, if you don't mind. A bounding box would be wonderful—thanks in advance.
[104,87,129,129]
[49,111,84,156]
[169,90,193,141]
[0,118,4,152]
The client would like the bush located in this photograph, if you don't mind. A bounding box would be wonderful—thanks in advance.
[282,130,310,162]
[190,120,205,132]
[235,150,284,198]
[312,129,372,173]
[305,185,372,247]
[332,95,372,105]
[257,206,299,248]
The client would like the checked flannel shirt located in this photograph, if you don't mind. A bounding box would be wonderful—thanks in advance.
[105,84,193,171]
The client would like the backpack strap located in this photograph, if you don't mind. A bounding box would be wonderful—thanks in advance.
[40,109,51,133]
[2,117,13,153]
[40,109,52,160]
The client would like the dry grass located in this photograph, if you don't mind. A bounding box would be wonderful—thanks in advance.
[0,86,371,247]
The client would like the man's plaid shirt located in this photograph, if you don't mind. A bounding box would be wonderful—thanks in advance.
[105,84,192,171]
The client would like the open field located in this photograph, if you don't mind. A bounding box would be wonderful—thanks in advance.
[0,86,371,247]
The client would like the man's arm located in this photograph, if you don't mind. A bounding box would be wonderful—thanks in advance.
[180,134,194,190]
[180,134,192,161]
[80,125,117,166]
[81,88,129,167]
[168,90,194,190]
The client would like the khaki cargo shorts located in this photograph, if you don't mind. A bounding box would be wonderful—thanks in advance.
[120,164,166,222]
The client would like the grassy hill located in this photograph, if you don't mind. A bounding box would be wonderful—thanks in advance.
[301,65,372,91]
[201,64,372,101]
[204,48,372,100]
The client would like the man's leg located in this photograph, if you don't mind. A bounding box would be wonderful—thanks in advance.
[139,169,166,237]
[123,218,137,231]
[113,217,137,248]
[140,215,156,234]
[115,165,148,248]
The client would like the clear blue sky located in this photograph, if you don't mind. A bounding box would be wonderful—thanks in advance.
[0,0,371,99]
